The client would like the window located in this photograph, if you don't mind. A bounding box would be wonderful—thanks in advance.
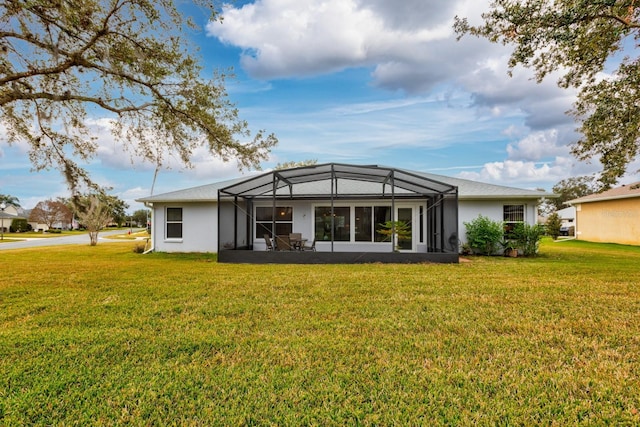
[503,204,524,237]
[256,206,293,237]
[373,206,392,242]
[314,206,350,241]
[355,207,372,241]
[318,205,394,242]
[166,207,183,239]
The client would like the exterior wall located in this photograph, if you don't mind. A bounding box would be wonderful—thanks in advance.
[151,197,542,253]
[152,202,218,253]
[574,198,640,245]
[458,199,539,245]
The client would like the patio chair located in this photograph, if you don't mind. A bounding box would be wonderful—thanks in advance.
[263,234,275,251]
[289,232,303,250]
[275,235,292,251]
[302,239,316,251]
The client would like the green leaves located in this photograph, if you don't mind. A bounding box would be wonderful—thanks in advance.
[455,0,640,186]
[0,0,277,192]
[463,215,504,255]
[511,222,545,256]
[376,220,412,241]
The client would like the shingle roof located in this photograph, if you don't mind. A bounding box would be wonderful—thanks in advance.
[410,171,549,199]
[567,181,640,204]
[136,177,247,203]
[136,164,552,203]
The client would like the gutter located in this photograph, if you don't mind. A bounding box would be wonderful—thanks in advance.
[567,193,640,205]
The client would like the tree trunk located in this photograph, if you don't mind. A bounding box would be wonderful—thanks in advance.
[89,231,99,246]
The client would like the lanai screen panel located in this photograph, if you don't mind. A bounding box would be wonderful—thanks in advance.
[218,163,458,253]
[219,163,457,199]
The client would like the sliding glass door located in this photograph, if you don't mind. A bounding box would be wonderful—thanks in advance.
[396,207,414,251]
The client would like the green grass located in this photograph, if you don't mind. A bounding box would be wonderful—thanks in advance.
[1,239,639,425]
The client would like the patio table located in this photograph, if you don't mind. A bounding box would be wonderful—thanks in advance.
[289,236,307,251]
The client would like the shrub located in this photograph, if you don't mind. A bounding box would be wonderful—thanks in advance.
[512,223,546,256]
[10,218,31,232]
[132,243,146,254]
[463,215,504,255]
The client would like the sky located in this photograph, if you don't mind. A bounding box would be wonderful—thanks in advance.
[2,0,638,212]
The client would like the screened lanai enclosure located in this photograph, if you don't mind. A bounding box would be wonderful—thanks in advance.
[217,163,459,263]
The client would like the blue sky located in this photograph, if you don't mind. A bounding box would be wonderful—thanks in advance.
[2,0,636,211]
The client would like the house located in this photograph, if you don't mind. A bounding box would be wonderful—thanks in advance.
[556,206,576,236]
[0,203,22,234]
[137,163,550,263]
[567,182,640,245]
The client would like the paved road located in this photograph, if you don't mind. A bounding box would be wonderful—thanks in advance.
[0,229,145,250]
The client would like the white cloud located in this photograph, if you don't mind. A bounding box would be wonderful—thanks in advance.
[458,155,606,189]
[85,117,254,182]
[506,130,567,162]
[209,0,381,78]
[206,0,578,143]
[459,160,563,185]
[207,0,492,88]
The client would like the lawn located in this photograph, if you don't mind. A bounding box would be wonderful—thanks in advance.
[0,229,123,242]
[1,239,639,425]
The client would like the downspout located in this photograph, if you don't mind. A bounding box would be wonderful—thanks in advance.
[142,202,155,254]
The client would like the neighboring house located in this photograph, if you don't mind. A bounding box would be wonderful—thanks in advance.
[0,204,20,233]
[28,209,73,232]
[557,206,576,236]
[137,163,550,263]
[28,220,72,232]
[567,181,640,245]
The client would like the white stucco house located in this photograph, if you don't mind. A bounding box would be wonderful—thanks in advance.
[137,163,550,263]
[556,206,576,236]
[0,203,21,233]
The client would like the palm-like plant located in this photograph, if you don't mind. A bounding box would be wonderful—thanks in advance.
[377,220,411,251]
[0,194,20,208]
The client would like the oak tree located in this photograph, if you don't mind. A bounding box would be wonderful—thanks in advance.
[551,175,603,210]
[274,159,318,170]
[131,208,150,227]
[455,1,640,187]
[1,0,277,191]
[100,194,128,227]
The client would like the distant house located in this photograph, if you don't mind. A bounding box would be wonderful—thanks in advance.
[567,182,640,245]
[0,204,22,233]
[557,206,576,236]
[137,163,551,263]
